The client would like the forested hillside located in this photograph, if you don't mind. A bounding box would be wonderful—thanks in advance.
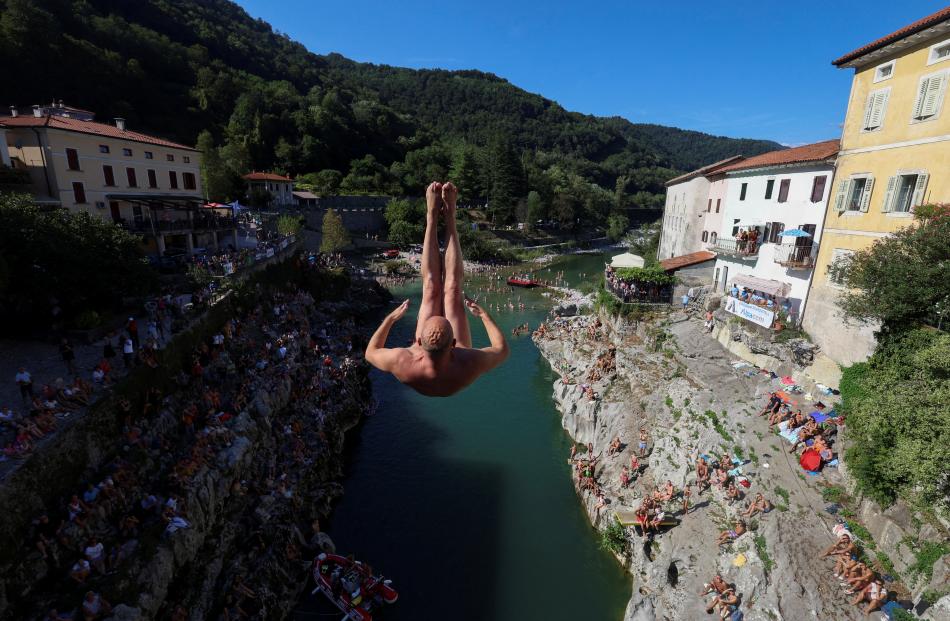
[0,0,782,225]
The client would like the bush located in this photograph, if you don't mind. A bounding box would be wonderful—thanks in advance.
[73,310,101,330]
[600,517,628,555]
[840,329,950,505]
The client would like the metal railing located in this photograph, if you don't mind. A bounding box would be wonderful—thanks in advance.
[713,238,760,257]
[120,217,238,233]
[773,242,819,268]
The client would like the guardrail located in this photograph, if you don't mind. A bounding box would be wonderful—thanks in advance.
[773,242,818,268]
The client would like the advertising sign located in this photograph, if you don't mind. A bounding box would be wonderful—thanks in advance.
[725,296,775,328]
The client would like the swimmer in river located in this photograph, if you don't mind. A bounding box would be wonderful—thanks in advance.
[365,181,510,397]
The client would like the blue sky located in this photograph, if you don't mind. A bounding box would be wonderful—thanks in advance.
[236,0,948,145]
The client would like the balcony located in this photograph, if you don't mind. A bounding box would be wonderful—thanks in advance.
[713,238,759,259]
[773,242,818,269]
[120,216,237,234]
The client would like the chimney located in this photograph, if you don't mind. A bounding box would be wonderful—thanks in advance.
[32,105,42,118]
[9,106,17,118]
[114,118,126,131]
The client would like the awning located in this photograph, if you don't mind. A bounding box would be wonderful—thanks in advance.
[611,252,645,268]
[731,274,791,297]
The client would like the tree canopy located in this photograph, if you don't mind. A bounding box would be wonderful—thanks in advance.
[0,0,781,227]
[319,209,350,253]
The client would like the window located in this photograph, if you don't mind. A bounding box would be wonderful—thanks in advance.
[126,167,137,187]
[145,151,154,160]
[763,221,785,244]
[147,169,157,188]
[912,71,948,121]
[739,183,747,201]
[715,198,721,213]
[731,219,741,237]
[701,231,709,242]
[882,172,929,213]
[102,165,115,186]
[99,145,110,154]
[122,148,132,157]
[182,172,197,190]
[777,179,791,203]
[169,171,178,189]
[810,175,827,203]
[166,154,175,162]
[183,156,191,164]
[834,176,874,213]
[765,179,775,199]
[928,39,950,65]
[707,198,712,213]
[828,249,854,287]
[710,232,718,244]
[72,182,86,204]
[65,148,80,171]
[862,88,889,131]
[873,60,895,82]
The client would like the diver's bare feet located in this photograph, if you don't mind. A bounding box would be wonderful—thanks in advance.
[426,182,443,218]
[441,182,458,219]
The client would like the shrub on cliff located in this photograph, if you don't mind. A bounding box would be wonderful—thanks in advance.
[840,328,950,506]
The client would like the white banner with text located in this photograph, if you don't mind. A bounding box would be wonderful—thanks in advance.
[725,296,775,328]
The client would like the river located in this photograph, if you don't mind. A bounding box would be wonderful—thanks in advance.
[296,252,629,621]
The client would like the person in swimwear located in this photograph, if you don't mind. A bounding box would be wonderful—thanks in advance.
[365,182,509,396]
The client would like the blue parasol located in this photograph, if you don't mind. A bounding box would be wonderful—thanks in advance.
[781,228,812,237]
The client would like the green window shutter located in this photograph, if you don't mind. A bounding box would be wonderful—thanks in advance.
[912,172,930,208]
[833,179,849,213]
[859,176,874,212]
[881,176,897,213]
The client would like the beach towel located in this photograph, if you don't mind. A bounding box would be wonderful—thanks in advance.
[810,411,830,423]
[780,375,795,385]
[778,421,800,444]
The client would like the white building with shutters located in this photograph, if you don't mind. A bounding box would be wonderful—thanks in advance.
[708,140,839,322]
[657,156,743,261]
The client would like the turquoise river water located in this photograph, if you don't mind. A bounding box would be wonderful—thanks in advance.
[297,253,629,621]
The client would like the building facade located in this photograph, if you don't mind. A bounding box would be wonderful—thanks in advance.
[658,156,744,260]
[1,102,233,256]
[244,172,294,208]
[710,140,839,320]
[804,7,950,365]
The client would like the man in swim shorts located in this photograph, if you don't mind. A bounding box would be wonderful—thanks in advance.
[365,182,509,397]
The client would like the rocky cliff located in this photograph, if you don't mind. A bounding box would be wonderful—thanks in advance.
[535,308,947,620]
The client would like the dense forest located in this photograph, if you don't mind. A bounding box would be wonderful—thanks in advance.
[0,0,782,225]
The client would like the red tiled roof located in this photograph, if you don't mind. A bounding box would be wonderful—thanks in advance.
[714,140,839,174]
[0,114,196,151]
[833,6,950,66]
[660,250,716,272]
[243,172,293,182]
[665,155,746,187]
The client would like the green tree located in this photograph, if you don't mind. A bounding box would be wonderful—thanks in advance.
[606,213,630,242]
[841,329,950,505]
[320,209,350,252]
[450,147,483,203]
[387,220,423,247]
[483,136,524,222]
[276,214,302,236]
[0,193,155,331]
[310,170,343,195]
[196,130,240,201]
[839,207,950,333]
[384,198,425,229]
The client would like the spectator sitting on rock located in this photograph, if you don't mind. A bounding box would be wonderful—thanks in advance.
[81,590,111,621]
[70,558,91,584]
[716,519,747,546]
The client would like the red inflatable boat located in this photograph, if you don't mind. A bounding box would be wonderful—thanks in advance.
[311,553,398,620]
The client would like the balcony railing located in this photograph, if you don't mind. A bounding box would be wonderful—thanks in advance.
[773,242,819,269]
[713,238,760,258]
[120,217,238,234]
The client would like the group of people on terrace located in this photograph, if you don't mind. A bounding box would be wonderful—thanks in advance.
[603,265,673,304]
[10,253,369,619]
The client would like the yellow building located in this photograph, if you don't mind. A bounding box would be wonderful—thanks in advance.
[803,7,950,366]
[1,102,236,257]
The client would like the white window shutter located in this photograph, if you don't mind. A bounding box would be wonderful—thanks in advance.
[833,179,849,212]
[872,91,888,128]
[863,93,875,129]
[859,176,874,212]
[912,172,930,207]
[921,75,944,117]
[881,175,898,213]
[913,76,930,118]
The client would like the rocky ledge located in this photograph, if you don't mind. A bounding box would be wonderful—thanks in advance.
[534,309,948,621]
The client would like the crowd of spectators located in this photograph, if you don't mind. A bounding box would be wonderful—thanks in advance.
[9,256,372,619]
[604,266,673,304]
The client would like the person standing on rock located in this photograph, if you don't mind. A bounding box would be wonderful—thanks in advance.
[365,182,509,397]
